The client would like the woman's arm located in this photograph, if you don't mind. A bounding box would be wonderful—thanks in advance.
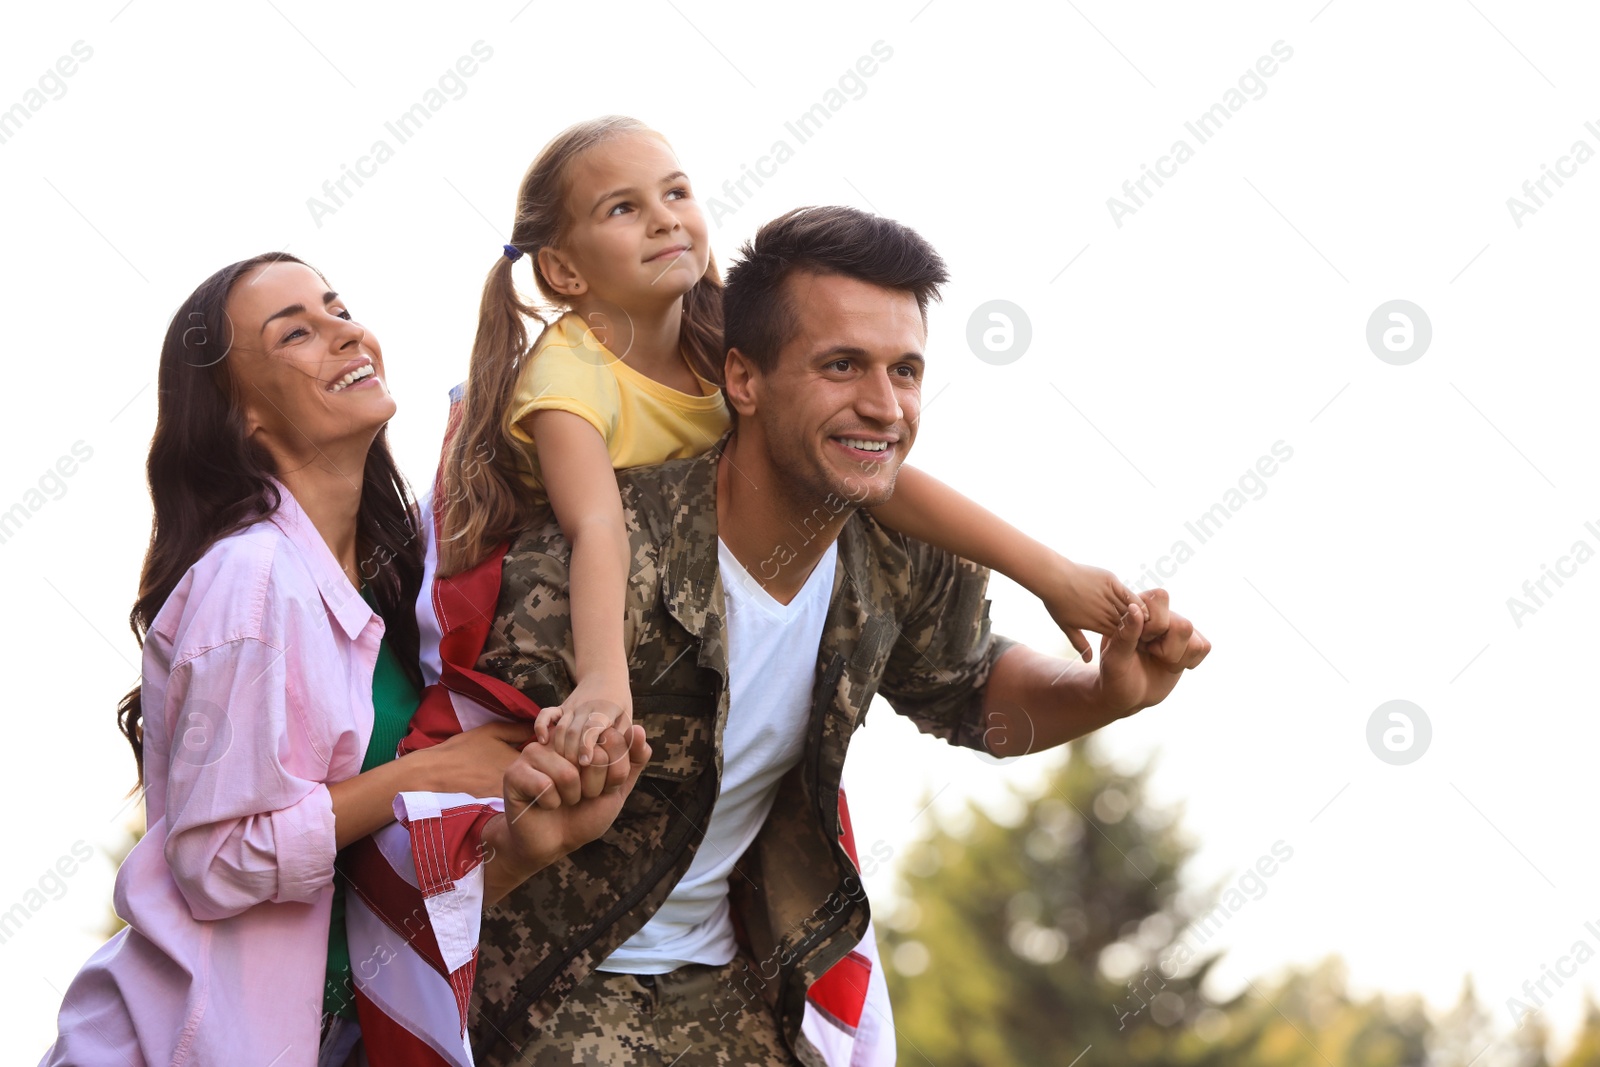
[524,409,633,765]
[868,464,1134,660]
[160,639,341,920]
[326,720,535,849]
[161,641,538,919]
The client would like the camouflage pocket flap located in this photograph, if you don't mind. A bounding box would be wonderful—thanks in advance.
[632,692,716,782]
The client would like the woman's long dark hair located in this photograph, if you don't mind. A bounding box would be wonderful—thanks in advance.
[118,252,425,782]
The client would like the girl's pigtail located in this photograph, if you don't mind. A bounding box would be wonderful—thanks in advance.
[436,254,546,576]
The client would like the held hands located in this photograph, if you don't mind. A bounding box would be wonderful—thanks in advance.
[1094,589,1211,719]
[533,671,634,769]
[1044,559,1141,662]
[493,724,651,880]
[413,720,536,797]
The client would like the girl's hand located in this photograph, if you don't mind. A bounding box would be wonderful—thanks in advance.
[414,720,536,798]
[1044,560,1139,663]
[542,673,634,769]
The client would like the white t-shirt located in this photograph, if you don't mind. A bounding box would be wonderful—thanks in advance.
[598,537,840,974]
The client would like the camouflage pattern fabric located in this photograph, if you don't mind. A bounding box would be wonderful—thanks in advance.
[501,958,802,1066]
[470,433,1017,1066]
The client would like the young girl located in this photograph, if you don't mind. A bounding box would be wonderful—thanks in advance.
[436,114,1135,764]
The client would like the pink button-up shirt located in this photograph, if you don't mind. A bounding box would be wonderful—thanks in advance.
[43,479,384,1066]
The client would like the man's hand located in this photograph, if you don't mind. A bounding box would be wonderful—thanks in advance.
[982,588,1209,758]
[1094,589,1211,719]
[481,726,651,905]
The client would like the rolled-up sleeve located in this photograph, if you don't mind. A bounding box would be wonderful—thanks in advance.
[161,638,337,921]
[877,541,1019,751]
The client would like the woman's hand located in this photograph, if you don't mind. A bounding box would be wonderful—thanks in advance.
[535,671,634,772]
[1043,559,1139,663]
[412,720,536,798]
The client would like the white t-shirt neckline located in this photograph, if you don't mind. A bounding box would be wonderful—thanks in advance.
[716,538,840,621]
[598,535,840,974]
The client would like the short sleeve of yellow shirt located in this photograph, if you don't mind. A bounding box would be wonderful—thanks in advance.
[504,313,731,495]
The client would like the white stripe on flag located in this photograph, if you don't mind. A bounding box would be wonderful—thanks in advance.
[348,889,475,1066]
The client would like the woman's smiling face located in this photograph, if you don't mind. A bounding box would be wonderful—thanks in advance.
[223,261,395,471]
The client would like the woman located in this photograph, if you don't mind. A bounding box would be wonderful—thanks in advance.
[40,252,648,1066]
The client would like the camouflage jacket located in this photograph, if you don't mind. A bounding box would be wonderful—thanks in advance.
[469,437,1017,1065]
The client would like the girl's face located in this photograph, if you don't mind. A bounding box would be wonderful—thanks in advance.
[223,261,395,471]
[542,131,711,311]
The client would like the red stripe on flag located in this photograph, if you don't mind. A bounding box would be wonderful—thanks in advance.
[341,836,450,977]
[400,396,544,759]
[806,949,871,1031]
[352,988,459,1067]
[837,788,860,865]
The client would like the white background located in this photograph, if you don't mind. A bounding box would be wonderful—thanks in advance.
[3,0,1596,1058]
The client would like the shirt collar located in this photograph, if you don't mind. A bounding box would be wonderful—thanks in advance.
[265,476,375,641]
[550,311,614,364]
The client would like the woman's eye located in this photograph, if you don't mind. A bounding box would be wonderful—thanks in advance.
[282,310,352,343]
[667,186,689,201]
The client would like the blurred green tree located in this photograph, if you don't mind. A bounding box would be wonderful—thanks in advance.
[878,737,1434,1066]
[879,737,1261,1065]
[1555,996,1600,1066]
[1223,958,1430,1066]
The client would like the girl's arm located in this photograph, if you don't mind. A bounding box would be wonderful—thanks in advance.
[867,464,1135,660]
[524,409,634,766]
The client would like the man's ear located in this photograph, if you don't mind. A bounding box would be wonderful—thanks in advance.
[723,347,759,419]
[537,246,586,297]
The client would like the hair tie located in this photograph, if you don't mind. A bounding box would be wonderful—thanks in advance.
[502,243,523,262]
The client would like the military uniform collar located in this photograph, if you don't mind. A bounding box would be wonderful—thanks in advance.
[660,434,731,644]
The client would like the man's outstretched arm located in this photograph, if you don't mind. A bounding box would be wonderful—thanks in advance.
[981,589,1211,758]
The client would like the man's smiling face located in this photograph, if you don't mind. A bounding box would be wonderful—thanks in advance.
[753,271,925,509]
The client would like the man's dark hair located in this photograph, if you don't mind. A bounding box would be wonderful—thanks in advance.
[721,205,949,377]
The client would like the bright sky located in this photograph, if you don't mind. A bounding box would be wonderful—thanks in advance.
[4,0,1598,1059]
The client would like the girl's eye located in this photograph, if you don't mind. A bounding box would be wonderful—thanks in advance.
[607,201,633,217]
[666,186,689,201]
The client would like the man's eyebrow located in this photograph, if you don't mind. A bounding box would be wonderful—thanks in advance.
[260,291,339,336]
[590,172,690,214]
[813,345,925,365]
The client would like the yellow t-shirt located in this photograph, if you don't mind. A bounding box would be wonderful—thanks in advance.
[504,312,731,494]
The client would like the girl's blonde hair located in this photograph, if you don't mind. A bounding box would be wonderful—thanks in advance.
[436,115,724,576]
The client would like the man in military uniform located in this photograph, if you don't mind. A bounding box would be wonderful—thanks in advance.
[468,205,1210,1065]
